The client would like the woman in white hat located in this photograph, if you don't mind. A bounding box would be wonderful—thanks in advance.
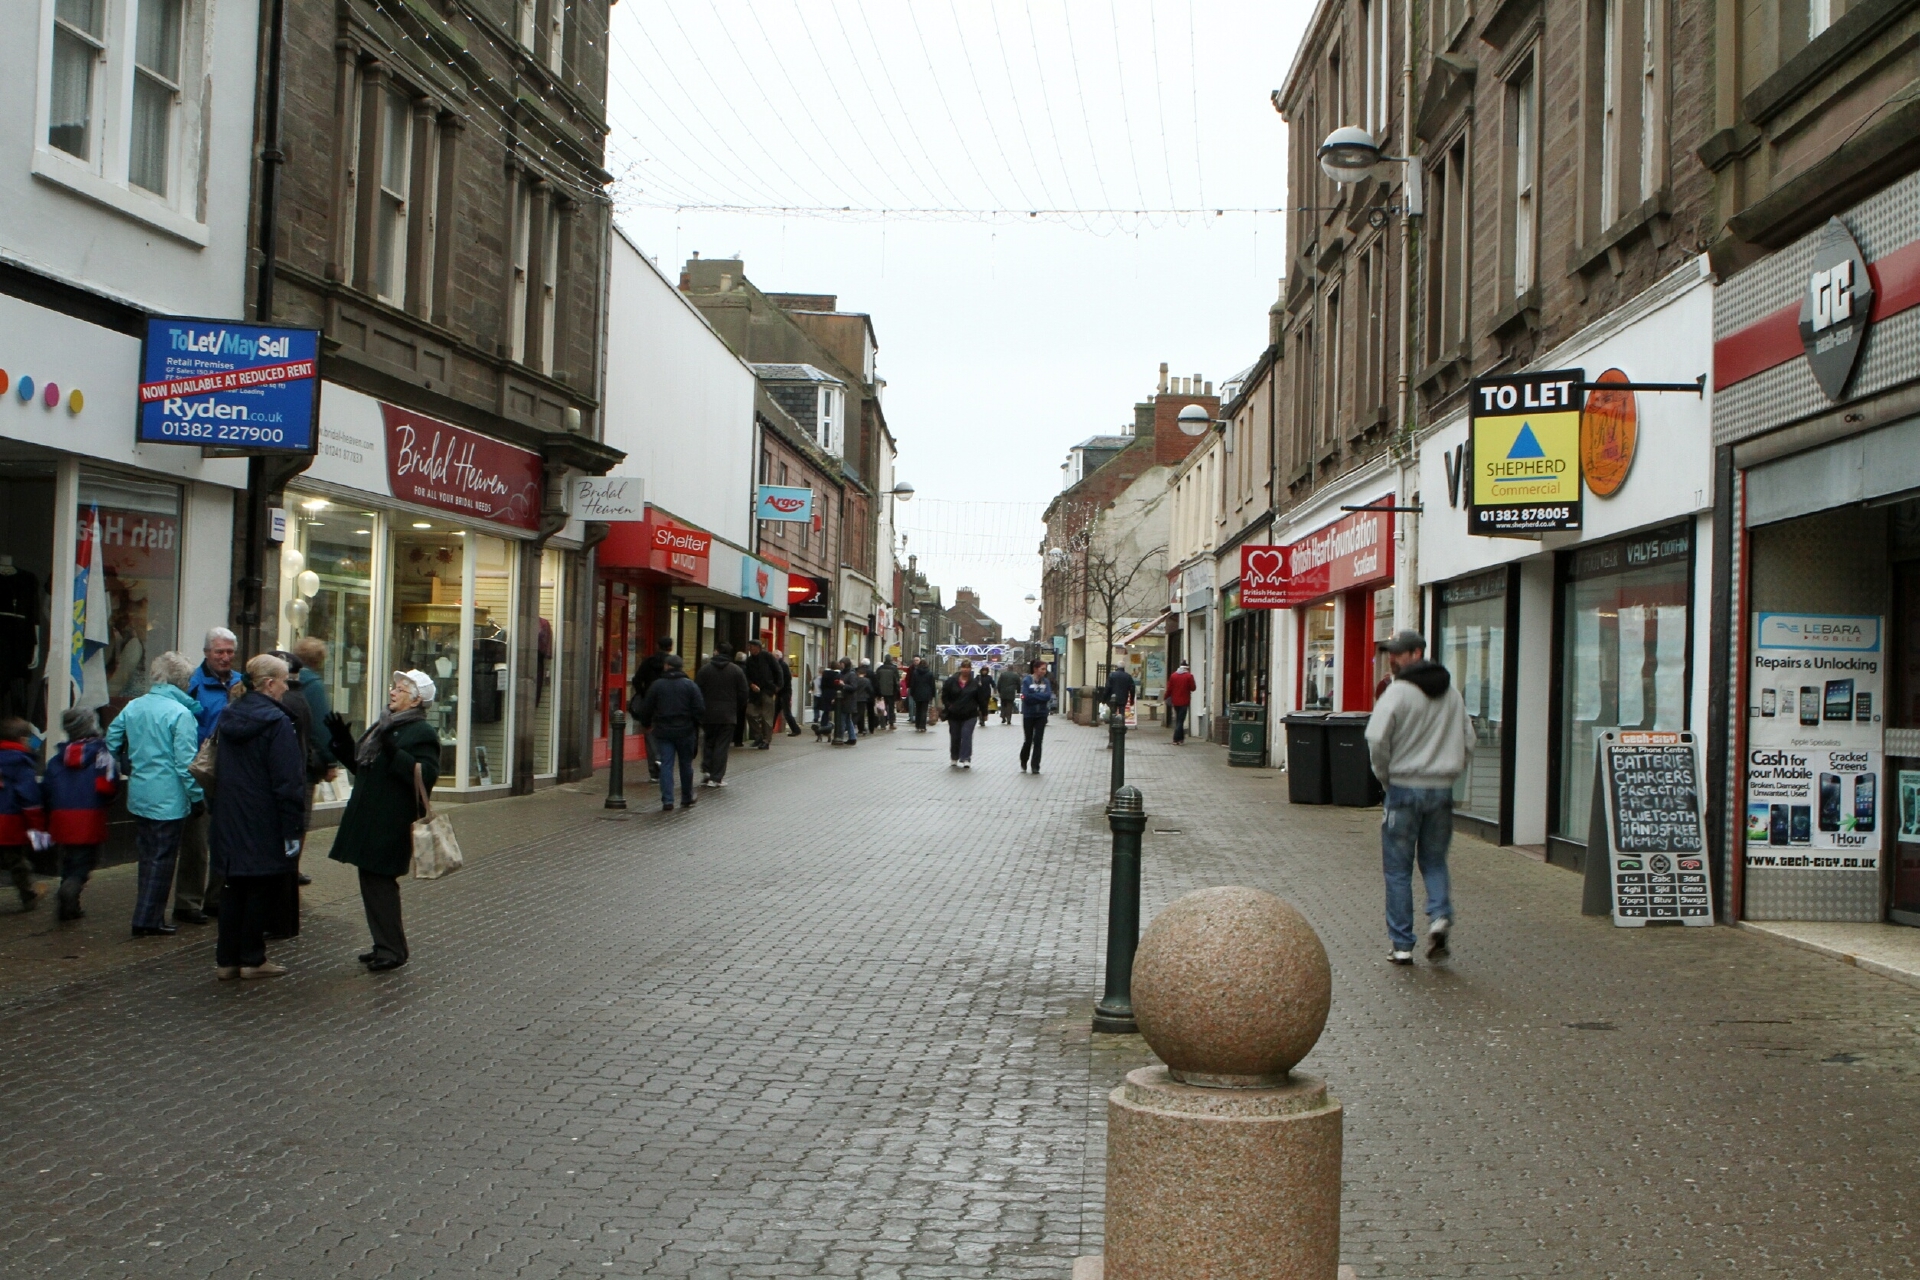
[325,669,441,972]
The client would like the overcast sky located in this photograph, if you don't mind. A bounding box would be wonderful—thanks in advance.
[607,1,1312,636]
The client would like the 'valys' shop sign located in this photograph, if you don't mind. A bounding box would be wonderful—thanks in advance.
[1240,504,1394,608]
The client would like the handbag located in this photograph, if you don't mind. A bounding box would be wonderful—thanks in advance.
[189,733,219,791]
[409,762,463,879]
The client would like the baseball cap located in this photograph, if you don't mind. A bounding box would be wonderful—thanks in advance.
[1382,630,1426,655]
[393,668,438,703]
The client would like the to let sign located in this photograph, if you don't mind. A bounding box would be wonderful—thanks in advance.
[1468,369,1584,535]
[138,318,320,453]
[1240,505,1394,608]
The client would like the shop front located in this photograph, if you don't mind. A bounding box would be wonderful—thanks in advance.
[1251,496,1396,718]
[0,295,244,750]
[1711,172,1920,923]
[1417,261,1715,854]
[787,573,830,700]
[290,383,581,797]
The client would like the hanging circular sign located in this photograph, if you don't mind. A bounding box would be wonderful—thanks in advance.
[1581,368,1637,498]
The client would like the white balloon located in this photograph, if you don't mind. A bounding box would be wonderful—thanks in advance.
[281,548,306,576]
[298,569,321,598]
[286,598,310,627]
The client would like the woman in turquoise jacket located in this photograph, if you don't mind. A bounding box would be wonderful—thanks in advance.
[105,651,205,935]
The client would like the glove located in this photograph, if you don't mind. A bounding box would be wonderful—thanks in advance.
[27,830,51,853]
[324,712,358,770]
[284,839,302,858]
[190,800,206,819]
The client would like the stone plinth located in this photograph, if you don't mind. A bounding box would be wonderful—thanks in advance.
[1104,1067,1342,1279]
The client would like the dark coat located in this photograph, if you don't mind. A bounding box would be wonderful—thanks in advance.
[637,669,705,735]
[630,650,672,706]
[941,674,982,721]
[329,717,442,878]
[208,693,308,879]
[996,669,1022,703]
[908,665,936,701]
[294,668,336,765]
[695,657,750,726]
[1103,668,1137,707]
[744,650,786,695]
[874,663,901,699]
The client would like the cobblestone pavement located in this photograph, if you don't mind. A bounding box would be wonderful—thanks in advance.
[4,720,1920,1278]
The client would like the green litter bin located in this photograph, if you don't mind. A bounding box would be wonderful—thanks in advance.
[1228,702,1268,767]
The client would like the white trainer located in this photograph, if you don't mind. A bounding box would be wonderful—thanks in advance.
[1428,918,1451,958]
[1388,949,1414,965]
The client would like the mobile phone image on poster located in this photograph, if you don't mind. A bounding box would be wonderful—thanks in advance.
[1901,770,1920,843]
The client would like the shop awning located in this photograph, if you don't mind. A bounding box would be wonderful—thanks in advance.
[1114,611,1174,647]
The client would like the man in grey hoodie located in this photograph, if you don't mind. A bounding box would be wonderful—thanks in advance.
[1365,630,1472,965]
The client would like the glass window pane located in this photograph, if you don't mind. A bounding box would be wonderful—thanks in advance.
[77,473,181,727]
[135,0,181,80]
[1302,602,1336,710]
[382,89,411,192]
[469,533,512,786]
[49,26,94,160]
[535,547,561,774]
[1438,575,1507,823]
[129,72,171,195]
[278,496,377,740]
[390,520,464,786]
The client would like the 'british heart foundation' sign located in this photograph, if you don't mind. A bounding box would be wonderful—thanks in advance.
[1240,504,1394,608]
[380,404,543,531]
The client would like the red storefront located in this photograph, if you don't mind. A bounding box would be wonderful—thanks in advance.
[1244,499,1396,712]
[592,508,712,764]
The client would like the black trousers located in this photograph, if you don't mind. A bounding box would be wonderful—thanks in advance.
[358,869,408,963]
[702,726,733,781]
[215,874,280,969]
[1021,718,1047,770]
[911,697,929,729]
[880,695,897,727]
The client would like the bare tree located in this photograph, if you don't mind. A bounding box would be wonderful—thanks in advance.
[1079,541,1168,684]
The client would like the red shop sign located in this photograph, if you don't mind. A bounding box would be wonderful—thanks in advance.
[1240,504,1394,609]
[380,404,543,531]
[646,512,712,581]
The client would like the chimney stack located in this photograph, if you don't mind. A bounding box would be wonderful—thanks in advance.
[1158,362,1169,394]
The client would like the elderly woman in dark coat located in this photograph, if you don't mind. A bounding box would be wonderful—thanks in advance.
[326,669,441,972]
[209,653,309,980]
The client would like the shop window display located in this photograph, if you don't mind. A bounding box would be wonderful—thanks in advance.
[78,471,181,726]
[1301,601,1336,710]
[534,547,562,775]
[1438,571,1507,825]
[390,521,466,784]
[468,532,514,788]
[278,496,377,737]
[1557,522,1691,841]
[0,452,56,724]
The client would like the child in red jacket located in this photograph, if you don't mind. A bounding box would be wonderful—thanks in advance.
[0,717,46,911]
[44,707,119,921]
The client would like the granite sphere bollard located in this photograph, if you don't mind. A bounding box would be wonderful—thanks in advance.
[1098,886,1343,1280]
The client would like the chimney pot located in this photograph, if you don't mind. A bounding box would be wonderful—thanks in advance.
[1204,381,1213,396]
[1158,363,1169,393]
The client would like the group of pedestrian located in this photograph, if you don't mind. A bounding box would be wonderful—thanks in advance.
[629,637,800,810]
[0,624,445,982]
[934,658,1055,771]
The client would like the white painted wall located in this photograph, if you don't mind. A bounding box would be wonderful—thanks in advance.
[604,229,756,545]
[14,0,257,316]
[1511,558,1555,845]
[181,480,235,655]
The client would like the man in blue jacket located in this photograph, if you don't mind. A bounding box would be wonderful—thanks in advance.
[106,650,205,934]
[175,627,240,922]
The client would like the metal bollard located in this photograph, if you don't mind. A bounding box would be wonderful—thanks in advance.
[1108,716,1127,799]
[1093,785,1145,1034]
[605,692,628,810]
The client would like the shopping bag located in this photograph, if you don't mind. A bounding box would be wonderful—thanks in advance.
[189,733,219,791]
[409,762,464,879]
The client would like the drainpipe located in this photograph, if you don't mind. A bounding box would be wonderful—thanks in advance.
[1393,0,1420,638]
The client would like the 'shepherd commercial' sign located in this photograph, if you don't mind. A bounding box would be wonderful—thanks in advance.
[1239,503,1394,609]
[1468,369,1584,535]
[138,318,320,452]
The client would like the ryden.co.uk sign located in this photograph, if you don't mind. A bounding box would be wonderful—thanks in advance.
[138,318,320,453]
[1468,368,1584,535]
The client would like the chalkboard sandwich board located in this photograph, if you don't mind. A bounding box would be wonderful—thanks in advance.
[1597,730,1713,928]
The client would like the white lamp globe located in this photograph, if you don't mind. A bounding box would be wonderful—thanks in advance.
[1177,403,1212,436]
[1318,125,1383,184]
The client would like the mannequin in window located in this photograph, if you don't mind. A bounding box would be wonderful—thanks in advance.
[471,614,508,724]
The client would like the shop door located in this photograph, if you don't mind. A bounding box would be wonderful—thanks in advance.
[0,453,55,724]
[601,581,630,734]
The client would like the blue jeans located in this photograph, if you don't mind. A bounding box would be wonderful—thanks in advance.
[1381,785,1454,950]
[655,732,696,806]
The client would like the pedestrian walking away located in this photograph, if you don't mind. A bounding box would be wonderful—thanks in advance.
[832,658,859,744]
[695,650,749,784]
[853,663,876,736]
[1101,663,1136,741]
[995,665,1020,725]
[106,651,204,934]
[1365,630,1472,965]
[1165,661,1197,744]
[874,656,900,730]
[0,718,46,912]
[176,626,242,923]
[779,653,802,736]
[208,655,308,981]
[1018,661,1054,774]
[43,707,118,921]
[264,648,323,938]
[813,662,841,741]
[327,669,443,971]
[635,655,703,810]
[940,660,982,767]
[742,640,784,749]
[907,657,936,732]
[630,638,674,781]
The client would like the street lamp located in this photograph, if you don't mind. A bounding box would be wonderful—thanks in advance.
[1176,403,1211,436]
[889,482,915,501]
[1317,126,1422,218]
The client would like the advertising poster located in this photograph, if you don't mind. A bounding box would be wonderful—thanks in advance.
[1467,369,1584,535]
[138,318,320,452]
[1746,613,1884,868]
[1599,731,1712,927]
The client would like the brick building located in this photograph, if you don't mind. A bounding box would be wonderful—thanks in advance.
[946,590,1003,646]
[750,379,844,697]
[256,0,622,795]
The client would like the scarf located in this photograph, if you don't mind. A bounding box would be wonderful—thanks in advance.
[354,707,427,770]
